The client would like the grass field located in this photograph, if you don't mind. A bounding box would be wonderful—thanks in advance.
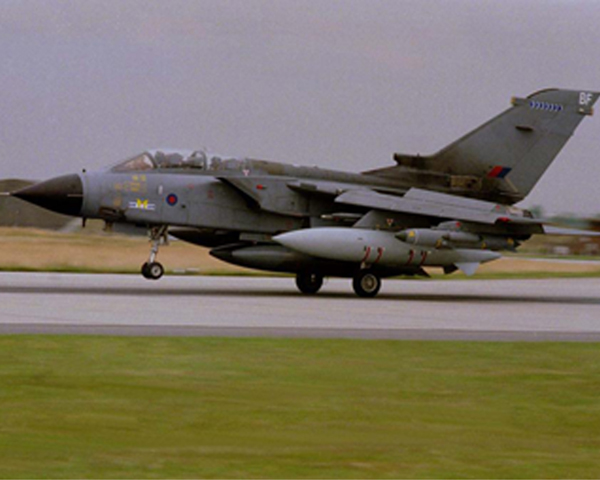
[0,227,246,275]
[2,227,600,278]
[2,337,600,478]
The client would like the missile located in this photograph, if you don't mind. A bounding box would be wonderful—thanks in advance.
[397,228,517,251]
[273,227,500,274]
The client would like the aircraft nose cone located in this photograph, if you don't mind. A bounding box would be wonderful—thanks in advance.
[11,174,83,216]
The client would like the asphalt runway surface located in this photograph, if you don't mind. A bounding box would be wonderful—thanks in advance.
[1,272,600,341]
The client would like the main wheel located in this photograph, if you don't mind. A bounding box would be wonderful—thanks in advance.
[142,261,164,280]
[295,272,324,295]
[352,270,381,298]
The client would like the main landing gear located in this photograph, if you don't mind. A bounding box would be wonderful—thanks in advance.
[141,225,168,280]
[295,272,324,295]
[352,269,381,298]
[294,270,382,297]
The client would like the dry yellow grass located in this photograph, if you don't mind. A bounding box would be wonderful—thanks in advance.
[1,227,600,276]
[0,227,246,274]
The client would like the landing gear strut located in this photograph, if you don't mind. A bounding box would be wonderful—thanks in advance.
[141,225,168,280]
[295,272,324,295]
[352,270,381,298]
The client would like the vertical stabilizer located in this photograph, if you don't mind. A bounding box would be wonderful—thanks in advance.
[431,89,598,199]
[367,89,599,203]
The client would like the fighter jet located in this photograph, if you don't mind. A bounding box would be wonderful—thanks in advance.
[10,88,600,297]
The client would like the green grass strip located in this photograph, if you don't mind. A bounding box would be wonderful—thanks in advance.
[1,337,600,478]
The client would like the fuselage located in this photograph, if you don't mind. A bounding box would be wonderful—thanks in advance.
[10,148,527,285]
[79,150,412,234]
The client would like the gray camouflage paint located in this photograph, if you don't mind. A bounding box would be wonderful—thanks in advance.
[11,88,600,294]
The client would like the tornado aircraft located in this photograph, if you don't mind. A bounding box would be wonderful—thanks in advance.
[11,88,600,297]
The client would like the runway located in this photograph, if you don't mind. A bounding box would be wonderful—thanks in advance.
[1,272,600,341]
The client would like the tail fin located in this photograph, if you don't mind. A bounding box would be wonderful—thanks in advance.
[370,89,599,203]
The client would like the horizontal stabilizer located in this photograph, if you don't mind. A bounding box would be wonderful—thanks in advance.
[542,225,600,237]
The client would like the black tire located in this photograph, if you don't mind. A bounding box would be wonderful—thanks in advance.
[144,262,164,280]
[295,272,324,295]
[352,270,381,298]
[141,262,151,279]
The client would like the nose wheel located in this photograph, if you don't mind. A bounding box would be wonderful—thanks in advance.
[141,225,168,280]
[142,261,164,280]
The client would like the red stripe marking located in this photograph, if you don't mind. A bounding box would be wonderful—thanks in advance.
[419,251,428,266]
[405,249,415,266]
[374,247,384,264]
[361,246,372,263]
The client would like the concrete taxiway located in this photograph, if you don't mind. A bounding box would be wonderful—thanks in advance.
[1,272,600,341]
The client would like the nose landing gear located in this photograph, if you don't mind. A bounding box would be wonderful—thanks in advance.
[142,261,164,280]
[141,225,168,280]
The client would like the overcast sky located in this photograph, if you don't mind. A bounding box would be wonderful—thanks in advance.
[1,0,599,214]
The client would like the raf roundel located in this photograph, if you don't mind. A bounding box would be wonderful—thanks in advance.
[166,193,178,206]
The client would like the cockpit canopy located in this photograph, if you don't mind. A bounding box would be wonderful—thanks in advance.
[110,149,247,173]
